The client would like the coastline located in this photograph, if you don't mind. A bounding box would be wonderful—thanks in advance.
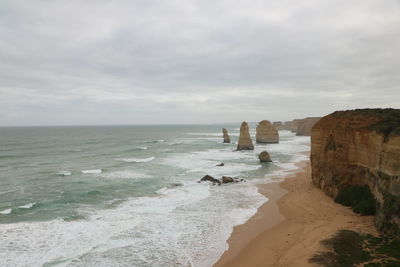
[214,159,377,267]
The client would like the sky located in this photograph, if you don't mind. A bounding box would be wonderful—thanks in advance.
[0,0,399,126]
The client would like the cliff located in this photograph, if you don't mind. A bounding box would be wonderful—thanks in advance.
[311,109,400,234]
[256,120,279,143]
[290,119,301,132]
[237,121,254,150]
[296,117,321,136]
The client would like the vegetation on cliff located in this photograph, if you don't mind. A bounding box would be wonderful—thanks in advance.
[310,230,400,266]
[335,185,376,216]
[331,108,400,138]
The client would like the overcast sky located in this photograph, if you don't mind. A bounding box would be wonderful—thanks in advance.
[1,0,399,126]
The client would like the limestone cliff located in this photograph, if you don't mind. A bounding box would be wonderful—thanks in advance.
[296,117,321,136]
[256,120,279,143]
[311,109,400,234]
[290,119,302,133]
[237,121,254,150]
[222,128,230,143]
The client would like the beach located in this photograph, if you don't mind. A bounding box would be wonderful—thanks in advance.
[215,159,377,267]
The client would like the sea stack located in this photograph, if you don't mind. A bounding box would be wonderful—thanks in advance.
[256,120,279,143]
[222,128,231,143]
[237,121,254,150]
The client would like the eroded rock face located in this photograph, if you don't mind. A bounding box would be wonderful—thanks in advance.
[290,119,302,133]
[222,128,231,143]
[237,121,254,150]
[256,120,279,143]
[311,109,400,234]
[259,151,272,162]
[296,117,321,136]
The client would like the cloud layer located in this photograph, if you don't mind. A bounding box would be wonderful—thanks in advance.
[1,0,399,125]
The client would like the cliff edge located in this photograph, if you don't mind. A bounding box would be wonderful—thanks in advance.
[311,109,400,234]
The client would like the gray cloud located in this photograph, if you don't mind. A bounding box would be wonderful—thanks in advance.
[1,0,399,125]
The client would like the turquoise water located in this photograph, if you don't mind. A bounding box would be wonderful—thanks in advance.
[0,125,310,266]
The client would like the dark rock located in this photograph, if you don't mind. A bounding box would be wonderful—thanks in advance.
[259,151,272,162]
[216,163,224,167]
[222,176,234,183]
[200,175,221,185]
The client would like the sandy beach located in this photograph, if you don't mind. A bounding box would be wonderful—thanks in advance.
[215,160,377,267]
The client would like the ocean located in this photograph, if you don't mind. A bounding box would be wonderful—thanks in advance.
[0,124,310,266]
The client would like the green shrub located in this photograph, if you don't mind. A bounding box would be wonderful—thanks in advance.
[335,185,376,215]
[310,230,400,266]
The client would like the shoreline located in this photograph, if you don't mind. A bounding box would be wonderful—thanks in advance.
[214,159,377,267]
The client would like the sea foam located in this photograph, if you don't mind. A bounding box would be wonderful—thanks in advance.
[18,202,36,209]
[116,157,155,163]
[81,169,102,174]
[0,208,12,215]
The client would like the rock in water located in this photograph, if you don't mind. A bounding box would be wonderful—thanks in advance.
[200,175,221,185]
[221,176,234,183]
[259,151,272,162]
[237,121,254,150]
[256,120,279,143]
[216,163,224,167]
[222,128,231,143]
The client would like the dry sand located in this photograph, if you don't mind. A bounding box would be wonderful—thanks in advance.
[214,160,377,267]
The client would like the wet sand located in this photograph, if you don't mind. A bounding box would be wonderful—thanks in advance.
[214,160,377,267]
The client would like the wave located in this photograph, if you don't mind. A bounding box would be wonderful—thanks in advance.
[0,208,12,215]
[57,170,72,176]
[125,146,148,152]
[145,139,164,143]
[18,202,36,209]
[116,157,155,163]
[81,169,102,174]
[101,171,152,179]
[69,148,84,152]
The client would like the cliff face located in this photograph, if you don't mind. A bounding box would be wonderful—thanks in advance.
[256,120,279,143]
[311,109,400,234]
[296,117,321,136]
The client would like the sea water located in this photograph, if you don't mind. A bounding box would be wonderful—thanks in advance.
[0,124,310,266]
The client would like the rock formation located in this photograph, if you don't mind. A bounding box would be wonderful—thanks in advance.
[296,117,321,136]
[290,119,302,133]
[311,109,400,234]
[200,175,221,185]
[222,176,234,183]
[222,128,230,143]
[256,120,279,143]
[237,121,254,150]
[216,163,224,167]
[258,151,272,162]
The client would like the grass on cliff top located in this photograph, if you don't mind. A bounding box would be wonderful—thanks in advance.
[335,185,376,216]
[332,108,400,137]
[309,230,400,267]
